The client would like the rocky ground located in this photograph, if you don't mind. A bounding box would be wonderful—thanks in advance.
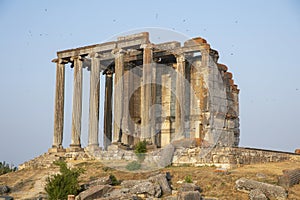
[0,159,300,199]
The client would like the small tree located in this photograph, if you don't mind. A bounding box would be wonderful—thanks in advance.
[134,140,147,162]
[0,161,17,175]
[45,160,84,200]
[134,140,147,154]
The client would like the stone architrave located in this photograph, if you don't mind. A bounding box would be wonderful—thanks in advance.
[50,59,66,152]
[103,71,113,149]
[175,54,186,140]
[87,53,101,151]
[112,49,125,143]
[69,56,84,151]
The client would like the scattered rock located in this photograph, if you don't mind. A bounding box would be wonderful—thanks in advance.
[76,185,113,200]
[0,186,10,194]
[179,191,201,200]
[148,173,172,195]
[0,196,14,200]
[295,149,300,154]
[179,183,201,192]
[130,181,161,198]
[89,176,112,187]
[278,168,300,188]
[236,178,287,199]
[249,189,267,200]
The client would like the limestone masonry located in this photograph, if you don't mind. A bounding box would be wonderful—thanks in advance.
[49,32,240,153]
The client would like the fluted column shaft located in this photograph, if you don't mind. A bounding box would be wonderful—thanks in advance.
[175,54,186,139]
[52,59,65,149]
[70,56,83,148]
[88,54,100,148]
[104,72,113,149]
[141,44,153,142]
[113,49,125,143]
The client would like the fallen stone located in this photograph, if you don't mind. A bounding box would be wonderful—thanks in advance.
[278,168,300,188]
[0,196,13,200]
[130,181,161,198]
[148,173,172,195]
[157,144,175,168]
[179,183,201,192]
[236,178,287,199]
[88,176,112,187]
[121,180,144,189]
[0,186,10,194]
[179,191,201,200]
[76,185,113,200]
[249,189,267,200]
[295,149,300,154]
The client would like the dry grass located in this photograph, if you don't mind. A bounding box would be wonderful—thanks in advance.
[1,159,300,199]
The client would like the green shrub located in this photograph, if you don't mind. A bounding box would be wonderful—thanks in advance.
[184,175,193,183]
[0,161,17,175]
[125,161,141,171]
[134,140,147,154]
[134,140,147,162]
[109,174,120,186]
[45,161,84,200]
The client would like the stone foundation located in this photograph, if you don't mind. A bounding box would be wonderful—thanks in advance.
[20,146,300,170]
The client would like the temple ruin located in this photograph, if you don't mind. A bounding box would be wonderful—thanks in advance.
[48,32,240,153]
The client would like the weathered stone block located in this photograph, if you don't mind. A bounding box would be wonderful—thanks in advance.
[179,191,201,200]
[179,183,201,192]
[76,185,113,200]
[236,178,287,199]
[278,168,300,188]
[249,189,267,200]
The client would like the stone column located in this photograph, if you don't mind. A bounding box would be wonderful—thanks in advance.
[141,43,154,143]
[69,56,84,151]
[112,49,125,143]
[50,59,66,152]
[160,74,172,147]
[175,54,186,139]
[87,53,100,151]
[104,71,113,149]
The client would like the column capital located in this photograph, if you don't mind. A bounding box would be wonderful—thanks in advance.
[89,52,102,58]
[140,43,155,49]
[111,48,126,56]
[175,54,185,63]
[105,70,114,77]
[52,58,69,64]
[70,55,84,61]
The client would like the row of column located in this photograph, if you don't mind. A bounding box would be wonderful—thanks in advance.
[51,46,189,151]
[51,54,113,152]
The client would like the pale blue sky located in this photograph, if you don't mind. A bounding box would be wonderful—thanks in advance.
[0,0,299,166]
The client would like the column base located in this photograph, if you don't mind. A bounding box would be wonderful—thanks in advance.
[67,145,84,152]
[85,145,102,153]
[48,147,66,153]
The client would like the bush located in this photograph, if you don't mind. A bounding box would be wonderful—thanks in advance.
[125,161,141,171]
[0,161,17,175]
[184,175,193,183]
[45,161,84,200]
[109,174,120,186]
[134,140,147,162]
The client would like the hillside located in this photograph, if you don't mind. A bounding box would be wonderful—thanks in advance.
[1,159,300,199]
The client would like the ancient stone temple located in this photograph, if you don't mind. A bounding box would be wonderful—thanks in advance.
[48,32,240,153]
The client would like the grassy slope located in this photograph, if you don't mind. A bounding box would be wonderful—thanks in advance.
[1,160,300,199]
